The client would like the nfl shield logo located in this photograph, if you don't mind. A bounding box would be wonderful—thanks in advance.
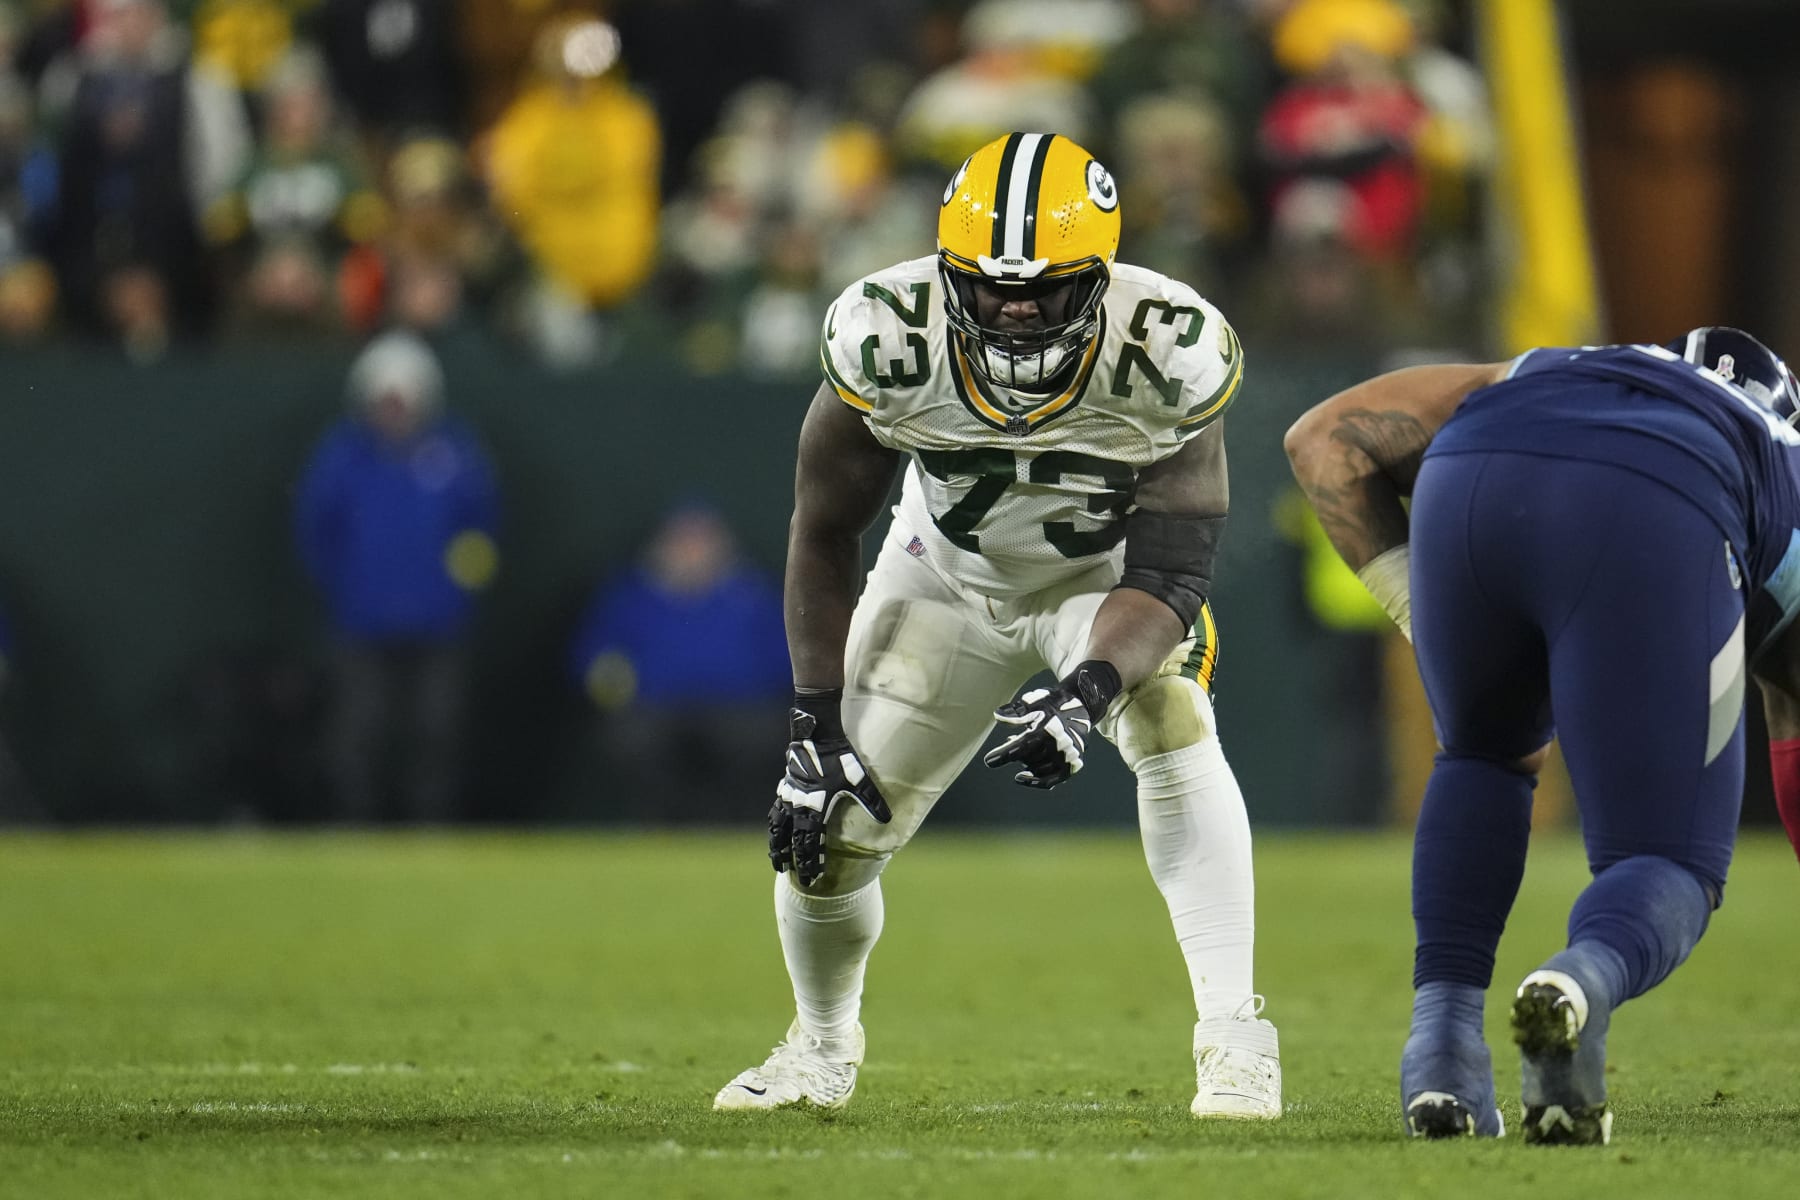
[906,536,925,558]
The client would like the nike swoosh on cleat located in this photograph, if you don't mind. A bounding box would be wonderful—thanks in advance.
[738,1086,768,1096]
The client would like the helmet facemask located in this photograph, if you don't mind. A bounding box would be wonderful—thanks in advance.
[935,132,1122,400]
[939,256,1109,394]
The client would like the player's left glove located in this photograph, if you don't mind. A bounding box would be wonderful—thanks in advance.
[769,689,891,887]
[983,660,1123,789]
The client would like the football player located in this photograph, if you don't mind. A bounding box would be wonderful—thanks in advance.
[712,132,1281,1118]
[1284,328,1800,1144]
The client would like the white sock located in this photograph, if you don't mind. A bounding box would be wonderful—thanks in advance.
[775,874,884,1049]
[1136,739,1257,1022]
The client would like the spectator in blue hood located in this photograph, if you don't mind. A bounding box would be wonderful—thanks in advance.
[296,330,499,822]
[569,500,789,822]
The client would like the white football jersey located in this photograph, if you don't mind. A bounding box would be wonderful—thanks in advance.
[820,255,1244,596]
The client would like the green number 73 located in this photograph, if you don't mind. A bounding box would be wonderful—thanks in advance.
[915,449,1135,557]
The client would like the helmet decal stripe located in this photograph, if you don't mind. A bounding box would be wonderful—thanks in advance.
[1018,135,1052,260]
[999,132,1046,261]
[1684,328,1707,366]
[938,132,1117,394]
[988,133,1025,260]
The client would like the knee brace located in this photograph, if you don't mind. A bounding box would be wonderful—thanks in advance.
[1107,673,1216,771]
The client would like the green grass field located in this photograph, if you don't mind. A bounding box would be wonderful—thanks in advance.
[2,831,1797,1198]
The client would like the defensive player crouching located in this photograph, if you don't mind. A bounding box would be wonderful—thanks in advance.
[1285,327,1800,1144]
[713,132,1280,1119]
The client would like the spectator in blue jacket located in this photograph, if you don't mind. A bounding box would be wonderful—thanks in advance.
[569,500,789,822]
[296,330,499,822]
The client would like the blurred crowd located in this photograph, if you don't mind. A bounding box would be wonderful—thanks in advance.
[0,0,1501,824]
[0,0,1496,369]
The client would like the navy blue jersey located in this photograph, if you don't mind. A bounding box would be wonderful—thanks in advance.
[1428,343,1800,659]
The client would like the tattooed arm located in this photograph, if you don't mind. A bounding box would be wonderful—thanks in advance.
[1283,363,1510,639]
[1282,363,1510,571]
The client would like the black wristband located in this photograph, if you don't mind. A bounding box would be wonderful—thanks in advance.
[1061,660,1122,722]
[791,687,846,740]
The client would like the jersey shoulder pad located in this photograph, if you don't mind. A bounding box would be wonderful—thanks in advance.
[1504,345,1583,380]
[1103,264,1244,436]
[819,256,939,416]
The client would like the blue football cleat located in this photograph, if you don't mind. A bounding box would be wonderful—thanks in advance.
[1513,969,1613,1146]
[1406,1090,1506,1139]
[1400,1038,1505,1137]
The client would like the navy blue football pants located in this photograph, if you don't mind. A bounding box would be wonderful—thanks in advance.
[1407,451,1743,989]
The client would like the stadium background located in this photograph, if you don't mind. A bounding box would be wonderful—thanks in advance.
[0,0,1797,830]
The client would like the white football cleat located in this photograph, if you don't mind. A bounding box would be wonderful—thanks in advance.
[712,1020,864,1111]
[1191,996,1282,1120]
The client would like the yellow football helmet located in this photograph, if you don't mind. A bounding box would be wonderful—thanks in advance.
[938,132,1121,393]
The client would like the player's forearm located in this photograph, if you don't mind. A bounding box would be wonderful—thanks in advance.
[1287,436,1416,637]
[1283,363,1497,570]
[783,522,861,690]
[1081,586,1187,689]
[1302,461,1412,573]
[1283,413,1416,572]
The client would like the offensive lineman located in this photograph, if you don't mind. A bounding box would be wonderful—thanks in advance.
[713,132,1281,1118]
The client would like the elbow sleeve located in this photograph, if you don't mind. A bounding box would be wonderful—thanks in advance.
[1114,510,1225,630]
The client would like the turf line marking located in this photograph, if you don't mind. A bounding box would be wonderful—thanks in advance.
[300,1147,1244,1168]
[23,1060,655,1078]
[961,1101,1120,1114]
[301,1149,480,1165]
[615,1143,1243,1164]
[21,1062,454,1077]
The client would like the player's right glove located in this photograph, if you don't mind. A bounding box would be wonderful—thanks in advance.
[769,689,891,887]
[983,659,1122,789]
